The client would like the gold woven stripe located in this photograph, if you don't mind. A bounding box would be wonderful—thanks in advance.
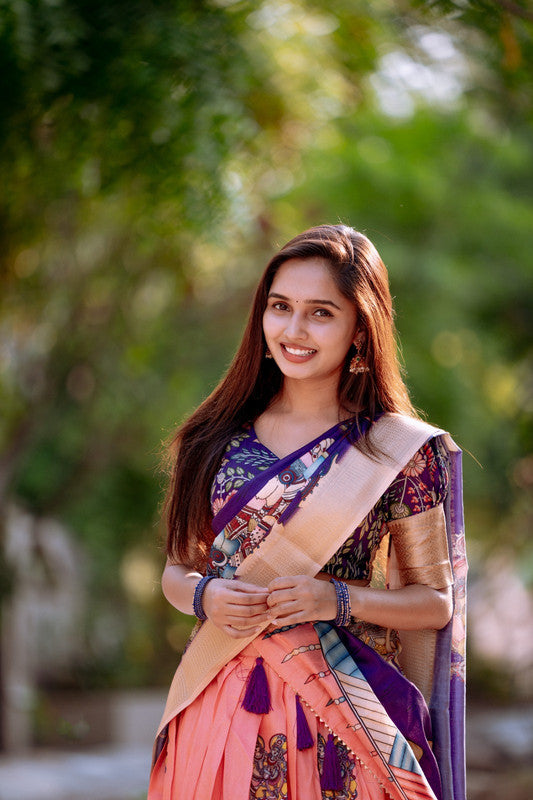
[388,504,453,590]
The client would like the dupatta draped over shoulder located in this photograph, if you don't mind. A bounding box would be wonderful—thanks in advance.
[149,413,466,800]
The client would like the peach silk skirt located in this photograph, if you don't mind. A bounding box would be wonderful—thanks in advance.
[148,640,388,800]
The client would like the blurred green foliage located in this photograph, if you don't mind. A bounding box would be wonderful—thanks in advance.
[0,0,532,693]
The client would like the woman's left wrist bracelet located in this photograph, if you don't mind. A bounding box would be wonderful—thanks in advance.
[193,575,216,620]
[329,577,352,626]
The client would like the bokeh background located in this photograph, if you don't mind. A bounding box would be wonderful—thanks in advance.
[0,1,532,798]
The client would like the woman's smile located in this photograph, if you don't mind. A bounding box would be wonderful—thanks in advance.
[280,343,318,361]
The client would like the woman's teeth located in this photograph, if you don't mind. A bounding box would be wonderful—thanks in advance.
[283,345,316,356]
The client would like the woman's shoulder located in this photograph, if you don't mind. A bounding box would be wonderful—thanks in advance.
[383,436,450,520]
[372,412,444,438]
[365,412,450,472]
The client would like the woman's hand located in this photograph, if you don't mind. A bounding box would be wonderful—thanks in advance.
[202,579,271,639]
[266,575,337,626]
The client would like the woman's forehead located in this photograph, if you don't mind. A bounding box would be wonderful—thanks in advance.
[269,257,345,302]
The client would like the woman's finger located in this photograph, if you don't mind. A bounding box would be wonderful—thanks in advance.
[267,588,299,608]
[268,611,306,627]
[268,599,301,619]
[232,581,269,594]
[222,624,262,639]
[225,611,270,626]
[225,592,269,610]
[226,604,269,619]
[267,576,301,592]
[227,590,269,606]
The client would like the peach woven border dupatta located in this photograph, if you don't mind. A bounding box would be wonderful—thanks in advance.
[156,413,441,736]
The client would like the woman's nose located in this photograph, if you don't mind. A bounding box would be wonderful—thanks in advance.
[284,311,307,339]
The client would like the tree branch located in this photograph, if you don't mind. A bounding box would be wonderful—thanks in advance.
[492,0,533,23]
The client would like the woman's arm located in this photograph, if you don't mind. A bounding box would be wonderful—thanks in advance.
[161,560,271,639]
[162,561,452,634]
[161,561,204,615]
[347,581,452,630]
[266,573,452,631]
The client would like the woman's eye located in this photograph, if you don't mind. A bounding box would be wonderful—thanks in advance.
[272,302,289,311]
[314,308,333,317]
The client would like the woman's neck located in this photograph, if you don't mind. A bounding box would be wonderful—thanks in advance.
[270,376,353,424]
[253,376,361,458]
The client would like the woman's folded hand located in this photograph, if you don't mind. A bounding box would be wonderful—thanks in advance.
[202,578,271,639]
[265,575,338,626]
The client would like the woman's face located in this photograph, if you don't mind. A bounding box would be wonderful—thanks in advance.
[263,257,359,385]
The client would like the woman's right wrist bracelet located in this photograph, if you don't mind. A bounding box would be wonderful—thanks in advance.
[193,575,216,620]
[329,577,352,626]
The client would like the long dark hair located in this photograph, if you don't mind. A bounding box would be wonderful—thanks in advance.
[164,224,416,567]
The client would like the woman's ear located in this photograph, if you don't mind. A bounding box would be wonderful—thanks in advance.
[353,331,365,350]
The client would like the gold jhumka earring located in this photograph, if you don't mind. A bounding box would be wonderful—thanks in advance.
[349,344,369,374]
[265,348,273,359]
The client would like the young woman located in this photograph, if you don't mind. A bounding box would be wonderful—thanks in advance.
[148,225,467,800]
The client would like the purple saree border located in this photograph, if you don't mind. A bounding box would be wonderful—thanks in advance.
[449,446,466,800]
[430,445,466,800]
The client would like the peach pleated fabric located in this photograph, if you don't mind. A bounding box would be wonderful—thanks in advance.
[148,641,388,800]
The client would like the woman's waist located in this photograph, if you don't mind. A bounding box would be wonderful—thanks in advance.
[237,617,399,666]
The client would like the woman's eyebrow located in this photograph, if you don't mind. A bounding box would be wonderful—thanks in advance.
[268,292,341,310]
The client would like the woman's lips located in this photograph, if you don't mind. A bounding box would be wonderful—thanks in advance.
[280,343,317,363]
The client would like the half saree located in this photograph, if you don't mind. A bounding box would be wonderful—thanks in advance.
[149,413,466,800]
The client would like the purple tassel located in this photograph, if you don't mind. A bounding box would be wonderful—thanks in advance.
[296,695,314,750]
[320,733,343,792]
[242,657,271,714]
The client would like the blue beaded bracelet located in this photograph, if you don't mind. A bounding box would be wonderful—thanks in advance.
[329,577,352,626]
[193,575,216,620]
